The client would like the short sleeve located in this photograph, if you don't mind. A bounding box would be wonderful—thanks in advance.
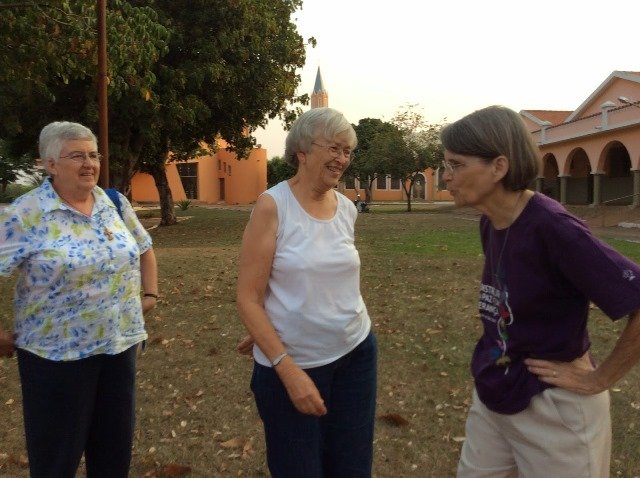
[545,213,640,319]
[0,208,30,276]
[118,193,153,254]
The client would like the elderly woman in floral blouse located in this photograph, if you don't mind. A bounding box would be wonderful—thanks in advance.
[0,121,158,478]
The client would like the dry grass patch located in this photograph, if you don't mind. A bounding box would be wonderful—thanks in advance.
[1,206,639,477]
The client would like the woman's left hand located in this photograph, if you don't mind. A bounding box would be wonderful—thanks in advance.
[525,352,606,395]
[142,295,157,314]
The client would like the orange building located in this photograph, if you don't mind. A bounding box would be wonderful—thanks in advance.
[521,70,640,207]
[131,138,267,205]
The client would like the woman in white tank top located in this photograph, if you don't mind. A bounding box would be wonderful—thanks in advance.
[237,108,377,477]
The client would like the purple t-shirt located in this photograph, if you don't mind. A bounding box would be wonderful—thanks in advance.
[473,192,640,414]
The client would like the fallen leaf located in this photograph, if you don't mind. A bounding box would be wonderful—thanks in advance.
[158,463,192,476]
[220,437,244,448]
[379,412,410,427]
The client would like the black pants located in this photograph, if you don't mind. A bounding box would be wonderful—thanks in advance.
[251,333,377,477]
[17,346,138,478]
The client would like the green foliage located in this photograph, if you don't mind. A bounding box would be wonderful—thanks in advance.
[176,199,191,211]
[267,156,296,187]
[0,182,36,203]
[350,118,403,201]
[0,0,169,160]
[0,140,34,191]
[0,0,310,226]
[387,104,446,211]
[390,104,446,174]
[124,0,311,224]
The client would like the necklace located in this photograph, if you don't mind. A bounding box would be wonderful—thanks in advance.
[487,191,524,372]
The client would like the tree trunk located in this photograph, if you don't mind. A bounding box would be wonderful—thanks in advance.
[150,164,177,226]
[366,178,376,203]
[403,179,413,212]
[109,128,143,200]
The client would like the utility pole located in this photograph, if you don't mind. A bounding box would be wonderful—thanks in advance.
[97,0,109,188]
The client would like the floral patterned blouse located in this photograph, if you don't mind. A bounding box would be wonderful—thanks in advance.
[0,178,152,361]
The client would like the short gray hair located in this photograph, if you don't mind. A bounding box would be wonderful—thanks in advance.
[284,108,357,167]
[440,105,540,191]
[39,121,98,168]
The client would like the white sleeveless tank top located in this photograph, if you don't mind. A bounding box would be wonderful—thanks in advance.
[253,181,371,368]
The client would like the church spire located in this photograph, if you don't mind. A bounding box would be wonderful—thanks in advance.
[310,67,328,108]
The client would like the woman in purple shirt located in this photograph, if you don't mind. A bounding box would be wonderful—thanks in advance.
[441,105,640,477]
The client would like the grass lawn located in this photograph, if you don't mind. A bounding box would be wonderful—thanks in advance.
[1,205,639,477]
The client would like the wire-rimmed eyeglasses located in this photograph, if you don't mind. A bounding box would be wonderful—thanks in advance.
[59,152,103,163]
[441,160,465,174]
[311,142,352,160]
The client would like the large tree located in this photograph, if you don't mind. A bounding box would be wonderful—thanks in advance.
[267,156,296,188]
[350,118,401,202]
[129,0,310,225]
[0,0,169,166]
[387,104,445,212]
[1,1,310,226]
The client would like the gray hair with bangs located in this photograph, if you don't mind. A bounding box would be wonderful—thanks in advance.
[284,108,357,167]
[39,121,97,173]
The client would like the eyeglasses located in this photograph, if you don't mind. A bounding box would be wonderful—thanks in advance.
[311,142,352,160]
[441,160,465,174]
[59,152,102,163]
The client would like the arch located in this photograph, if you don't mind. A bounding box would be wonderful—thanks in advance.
[566,148,592,205]
[541,153,559,200]
[412,173,426,200]
[598,141,632,205]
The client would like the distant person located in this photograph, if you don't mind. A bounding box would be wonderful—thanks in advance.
[236,107,376,477]
[440,105,640,477]
[354,194,369,213]
[0,121,158,477]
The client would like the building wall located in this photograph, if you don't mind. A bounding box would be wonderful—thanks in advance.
[340,169,453,202]
[525,71,640,206]
[131,144,267,205]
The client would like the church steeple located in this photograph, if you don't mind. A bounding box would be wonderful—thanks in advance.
[310,67,328,108]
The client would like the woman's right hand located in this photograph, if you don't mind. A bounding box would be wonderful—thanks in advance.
[236,335,254,356]
[0,330,16,358]
[276,358,327,416]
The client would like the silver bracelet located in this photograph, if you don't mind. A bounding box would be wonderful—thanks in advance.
[270,352,288,368]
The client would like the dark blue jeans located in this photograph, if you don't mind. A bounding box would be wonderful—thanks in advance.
[17,346,138,478]
[251,332,377,478]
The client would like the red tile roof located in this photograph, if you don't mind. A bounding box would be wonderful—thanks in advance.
[523,110,572,125]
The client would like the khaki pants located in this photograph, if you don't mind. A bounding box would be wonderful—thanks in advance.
[457,388,611,478]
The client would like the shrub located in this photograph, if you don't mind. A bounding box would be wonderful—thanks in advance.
[176,199,192,211]
[0,183,36,203]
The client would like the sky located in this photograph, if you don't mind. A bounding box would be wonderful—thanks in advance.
[254,0,640,159]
